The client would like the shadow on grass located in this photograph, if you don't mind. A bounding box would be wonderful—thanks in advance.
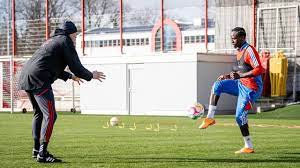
[122,158,300,163]
[72,156,300,164]
[285,152,300,155]
[32,161,69,164]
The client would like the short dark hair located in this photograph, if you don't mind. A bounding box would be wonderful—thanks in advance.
[232,27,246,37]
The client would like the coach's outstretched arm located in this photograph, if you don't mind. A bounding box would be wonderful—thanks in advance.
[62,35,106,82]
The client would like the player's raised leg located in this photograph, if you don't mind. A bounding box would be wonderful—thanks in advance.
[199,79,239,129]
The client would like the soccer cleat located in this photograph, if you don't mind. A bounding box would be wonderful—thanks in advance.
[234,147,255,154]
[199,118,216,129]
[32,150,53,158]
[37,153,62,163]
[32,149,39,158]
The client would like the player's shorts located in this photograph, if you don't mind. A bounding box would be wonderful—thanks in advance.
[212,79,262,126]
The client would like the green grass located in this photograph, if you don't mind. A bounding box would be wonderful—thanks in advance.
[0,105,299,168]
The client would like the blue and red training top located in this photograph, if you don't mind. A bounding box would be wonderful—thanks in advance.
[236,42,263,91]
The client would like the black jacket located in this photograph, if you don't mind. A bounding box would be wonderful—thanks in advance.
[19,29,93,91]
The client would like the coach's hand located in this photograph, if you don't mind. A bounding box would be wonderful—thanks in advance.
[72,75,84,85]
[92,71,106,82]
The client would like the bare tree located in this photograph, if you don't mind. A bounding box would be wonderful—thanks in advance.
[0,0,10,56]
[67,0,131,29]
[16,0,69,20]
[16,0,44,20]
[85,0,119,28]
[13,0,72,56]
[48,0,68,18]
[0,0,8,22]
[126,8,159,27]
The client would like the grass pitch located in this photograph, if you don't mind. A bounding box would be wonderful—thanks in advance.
[0,105,299,168]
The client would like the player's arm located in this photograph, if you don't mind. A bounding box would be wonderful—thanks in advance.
[230,71,255,79]
[217,73,230,80]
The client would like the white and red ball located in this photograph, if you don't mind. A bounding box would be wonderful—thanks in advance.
[187,103,205,120]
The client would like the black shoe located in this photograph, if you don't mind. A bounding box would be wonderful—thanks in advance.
[32,149,39,158]
[32,150,53,158]
[36,153,61,163]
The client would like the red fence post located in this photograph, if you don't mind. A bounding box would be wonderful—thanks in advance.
[46,0,49,40]
[160,0,164,52]
[253,0,257,48]
[11,0,16,56]
[204,0,208,52]
[119,0,123,54]
[81,0,85,55]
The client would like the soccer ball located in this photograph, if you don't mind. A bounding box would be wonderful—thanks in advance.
[110,117,120,126]
[187,103,205,120]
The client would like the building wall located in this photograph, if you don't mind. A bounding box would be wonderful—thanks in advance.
[141,61,198,116]
[80,63,128,115]
[196,57,237,113]
[258,0,298,7]
[76,28,216,57]
[79,53,237,116]
[182,29,215,52]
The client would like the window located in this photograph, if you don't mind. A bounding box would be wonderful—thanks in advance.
[195,35,200,43]
[164,25,176,51]
[208,35,214,43]
[113,40,117,46]
[155,25,176,51]
[152,19,181,52]
[191,36,195,43]
[136,39,140,45]
[131,39,135,46]
[103,40,107,47]
[200,35,205,43]
[95,40,100,47]
[145,38,149,45]
[126,39,130,46]
[155,29,161,51]
[141,38,145,45]
[184,36,190,44]
[100,40,103,47]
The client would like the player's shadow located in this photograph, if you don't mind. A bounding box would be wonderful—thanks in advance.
[134,157,299,163]
[73,156,300,164]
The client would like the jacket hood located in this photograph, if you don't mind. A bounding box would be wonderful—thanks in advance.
[52,28,67,37]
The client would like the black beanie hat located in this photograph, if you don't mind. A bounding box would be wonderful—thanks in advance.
[62,21,77,35]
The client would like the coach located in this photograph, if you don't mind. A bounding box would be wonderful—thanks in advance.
[19,21,105,163]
